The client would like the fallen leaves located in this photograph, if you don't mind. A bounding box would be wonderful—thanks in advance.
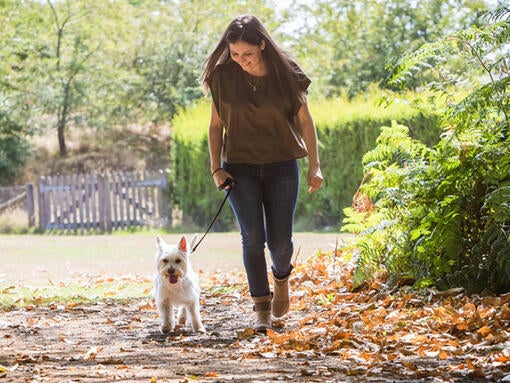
[0,248,508,382]
[241,250,510,381]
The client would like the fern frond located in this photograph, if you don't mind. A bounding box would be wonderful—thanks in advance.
[478,7,510,24]
[385,17,510,91]
[385,40,449,89]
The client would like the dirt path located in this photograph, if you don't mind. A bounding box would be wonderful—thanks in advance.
[1,234,508,382]
[3,288,506,383]
[1,292,355,383]
[0,233,352,382]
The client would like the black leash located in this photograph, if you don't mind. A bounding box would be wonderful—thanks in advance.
[191,177,234,253]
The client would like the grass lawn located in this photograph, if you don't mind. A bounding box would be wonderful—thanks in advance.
[0,231,343,308]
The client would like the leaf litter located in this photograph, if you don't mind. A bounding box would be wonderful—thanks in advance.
[0,250,508,382]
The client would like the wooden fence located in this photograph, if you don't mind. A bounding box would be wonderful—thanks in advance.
[37,171,170,233]
[0,184,35,227]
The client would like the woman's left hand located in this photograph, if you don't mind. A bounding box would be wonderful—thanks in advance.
[307,165,323,193]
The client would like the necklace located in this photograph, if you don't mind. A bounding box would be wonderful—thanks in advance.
[244,72,261,92]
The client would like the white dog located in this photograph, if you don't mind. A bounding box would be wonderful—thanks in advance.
[154,235,205,334]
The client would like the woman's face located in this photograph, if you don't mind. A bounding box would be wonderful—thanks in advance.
[229,40,266,75]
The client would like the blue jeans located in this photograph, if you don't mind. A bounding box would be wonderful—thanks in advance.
[223,160,299,297]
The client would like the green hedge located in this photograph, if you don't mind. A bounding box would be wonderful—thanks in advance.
[170,94,441,231]
[170,101,235,230]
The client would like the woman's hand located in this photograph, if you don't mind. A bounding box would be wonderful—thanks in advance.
[307,165,323,193]
[212,168,235,191]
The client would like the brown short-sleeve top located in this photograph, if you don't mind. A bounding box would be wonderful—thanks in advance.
[210,60,311,164]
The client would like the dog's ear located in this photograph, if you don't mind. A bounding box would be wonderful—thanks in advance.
[178,235,188,252]
[156,235,164,250]
[188,233,199,254]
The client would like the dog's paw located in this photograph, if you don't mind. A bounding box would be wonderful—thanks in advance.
[194,325,207,334]
[160,323,174,334]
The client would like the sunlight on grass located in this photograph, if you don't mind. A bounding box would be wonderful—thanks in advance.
[0,270,248,310]
[0,277,153,310]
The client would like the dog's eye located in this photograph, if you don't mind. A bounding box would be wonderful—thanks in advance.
[162,259,169,264]
[175,259,181,264]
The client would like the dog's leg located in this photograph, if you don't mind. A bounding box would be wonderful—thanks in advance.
[189,300,206,333]
[177,306,186,326]
[158,298,174,333]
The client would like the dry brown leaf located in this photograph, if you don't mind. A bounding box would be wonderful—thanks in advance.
[85,346,103,360]
[501,305,510,320]
[237,328,255,340]
[466,358,476,370]
[476,325,492,338]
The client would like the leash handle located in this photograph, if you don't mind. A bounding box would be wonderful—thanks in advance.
[218,177,234,191]
[192,179,234,253]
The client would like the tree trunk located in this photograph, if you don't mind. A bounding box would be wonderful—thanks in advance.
[57,79,72,156]
[58,119,67,156]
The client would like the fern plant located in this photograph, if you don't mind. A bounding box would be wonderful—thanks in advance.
[343,8,510,293]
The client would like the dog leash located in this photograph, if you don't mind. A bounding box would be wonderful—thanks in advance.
[191,177,234,253]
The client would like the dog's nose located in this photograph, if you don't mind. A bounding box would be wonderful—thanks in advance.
[168,266,175,274]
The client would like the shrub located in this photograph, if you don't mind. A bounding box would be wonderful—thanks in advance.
[0,108,30,186]
[342,8,510,293]
[170,91,440,231]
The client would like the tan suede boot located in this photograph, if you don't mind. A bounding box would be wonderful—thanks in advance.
[272,275,290,318]
[252,295,272,333]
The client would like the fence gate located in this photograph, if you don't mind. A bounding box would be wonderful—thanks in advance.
[38,171,170,233]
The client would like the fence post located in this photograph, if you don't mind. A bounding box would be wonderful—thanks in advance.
[38,177,46,230]
[157,171,170,227]
[25,183,35,227]
[98,174,112,233]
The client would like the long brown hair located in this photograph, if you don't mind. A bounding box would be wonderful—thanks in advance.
[200,15,304,104]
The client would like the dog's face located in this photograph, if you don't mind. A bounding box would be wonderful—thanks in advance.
[155,236,189,284]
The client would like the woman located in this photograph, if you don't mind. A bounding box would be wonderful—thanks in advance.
[200,15,323,332]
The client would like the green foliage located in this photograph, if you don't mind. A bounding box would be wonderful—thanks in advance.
[1,0,284,162]
[0,108,30,185]
[290,0,489,98]
[171,100,234,230]
[171,93,440,231]
[343,8,510,293]
[0,2,38,183]
[0,0,495,184]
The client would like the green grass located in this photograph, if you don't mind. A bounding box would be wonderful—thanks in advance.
[0,278,153,310]
[0,232,343,310]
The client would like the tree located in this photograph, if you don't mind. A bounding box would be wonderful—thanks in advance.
[1,0,286,165]
[289,0,492,98]
[0,0,37,183]
[126,0,281,124]
[46,0,90,155]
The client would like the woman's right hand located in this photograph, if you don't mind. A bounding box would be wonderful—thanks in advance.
[212,168,235,191]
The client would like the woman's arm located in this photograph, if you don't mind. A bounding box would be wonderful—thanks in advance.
[296,95,323,193]
[208,100,233,189]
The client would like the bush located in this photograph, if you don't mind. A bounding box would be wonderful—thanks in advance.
[170,91,441,231]
[0,109,30,186]
[342,8,510,293]
[170,101,234,230]
[296,95,440,229]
